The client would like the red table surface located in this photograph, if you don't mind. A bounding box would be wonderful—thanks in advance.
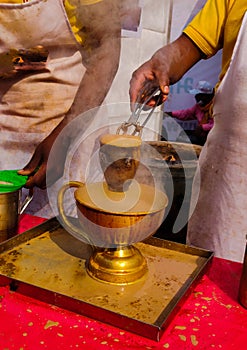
[1,214,247,350]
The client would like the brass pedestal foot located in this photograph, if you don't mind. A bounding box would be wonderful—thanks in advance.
[87,245,148,285]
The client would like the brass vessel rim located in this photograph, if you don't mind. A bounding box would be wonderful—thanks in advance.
[75,182,168,215]
[100,133,142,148]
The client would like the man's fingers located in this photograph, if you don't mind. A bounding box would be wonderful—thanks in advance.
[160,84,170,96]
[24,165,46,189]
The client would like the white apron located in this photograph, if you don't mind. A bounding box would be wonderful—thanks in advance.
[187,13,247,263]
[0,0,86,217]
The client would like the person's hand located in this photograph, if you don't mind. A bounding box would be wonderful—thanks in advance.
[18,127,69,189]
[164,111,173,117]
[129,34,203,111]
[0,46,49,78]
[129,57,170,110]
[0,50,19,78]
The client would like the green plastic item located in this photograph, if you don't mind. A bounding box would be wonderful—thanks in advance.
[0,170,28,193]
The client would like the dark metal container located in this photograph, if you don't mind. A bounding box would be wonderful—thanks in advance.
[137,141,202,244]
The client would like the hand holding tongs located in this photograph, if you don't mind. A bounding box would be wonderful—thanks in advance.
[117,87,163,136]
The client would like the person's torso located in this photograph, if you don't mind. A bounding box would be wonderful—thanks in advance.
[0,0,101,40]
[0,0,85,133]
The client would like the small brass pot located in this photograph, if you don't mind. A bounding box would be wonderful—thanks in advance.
[0,189,33,242]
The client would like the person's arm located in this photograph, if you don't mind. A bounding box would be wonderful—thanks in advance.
[129,0,229,109]
[171,104,197,121]
[129,34,203,108]
[18,0,121,189]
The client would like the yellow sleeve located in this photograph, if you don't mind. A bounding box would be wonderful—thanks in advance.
[183,0,228,58]
[64,0,103,45]
[183,0,245,85]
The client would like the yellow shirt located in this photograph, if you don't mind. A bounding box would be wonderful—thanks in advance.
[0,0,102,44]
[183,0,247,86]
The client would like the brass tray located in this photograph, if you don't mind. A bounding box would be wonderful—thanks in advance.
[0,217,213,341]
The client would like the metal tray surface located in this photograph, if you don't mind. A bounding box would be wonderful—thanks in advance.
[0,217,213,341]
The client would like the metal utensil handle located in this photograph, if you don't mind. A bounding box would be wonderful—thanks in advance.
[116,122,143,136]
[20,188,33,215]
[129,87,161,125]
[139,96,162,129]
[116,87,162,136]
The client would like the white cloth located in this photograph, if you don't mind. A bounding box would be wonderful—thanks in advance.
[0,0,86,217]
[187,13,247,262]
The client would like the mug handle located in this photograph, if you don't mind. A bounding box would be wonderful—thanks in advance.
[57,181,93,246]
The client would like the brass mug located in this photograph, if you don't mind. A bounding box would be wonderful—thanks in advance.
[99,134,142,192]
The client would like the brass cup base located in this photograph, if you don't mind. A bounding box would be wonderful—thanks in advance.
[86,245,148,285]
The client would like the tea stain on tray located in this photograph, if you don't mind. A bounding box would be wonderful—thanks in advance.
[0,227,207,325]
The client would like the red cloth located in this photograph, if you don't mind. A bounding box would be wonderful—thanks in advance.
[0,215,247,349]
[18,213,47,233]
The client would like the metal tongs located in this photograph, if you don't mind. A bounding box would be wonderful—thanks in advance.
[117,87,163,136]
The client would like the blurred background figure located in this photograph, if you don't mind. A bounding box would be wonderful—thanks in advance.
[166,81,215,145]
